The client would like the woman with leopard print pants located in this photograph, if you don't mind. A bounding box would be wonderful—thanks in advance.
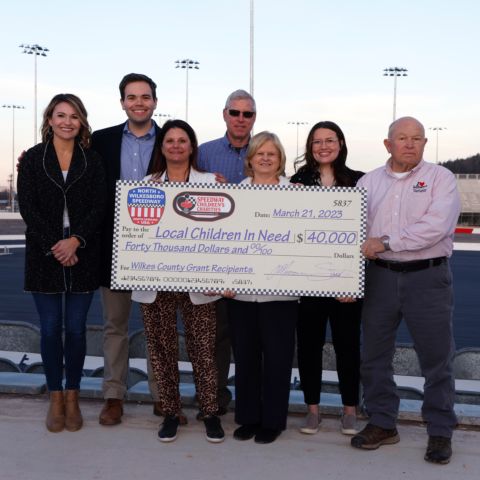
[138,291,220,442]
[132,120,224,444]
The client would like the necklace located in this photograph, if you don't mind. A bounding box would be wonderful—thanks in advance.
[164,167,190,183]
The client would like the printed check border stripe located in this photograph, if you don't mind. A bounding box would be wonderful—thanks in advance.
[112,180,367,297]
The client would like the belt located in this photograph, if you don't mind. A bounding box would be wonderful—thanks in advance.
[373,257,447,273]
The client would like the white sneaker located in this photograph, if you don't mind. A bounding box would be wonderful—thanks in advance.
[299,412,321,434]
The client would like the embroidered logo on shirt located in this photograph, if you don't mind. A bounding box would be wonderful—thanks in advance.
[413,181,427,192]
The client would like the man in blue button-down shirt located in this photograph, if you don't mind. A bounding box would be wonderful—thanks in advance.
[198,89,256,184]
[92,73,162,427]
[197,89,257,415]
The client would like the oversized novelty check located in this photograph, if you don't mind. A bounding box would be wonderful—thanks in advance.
[111,181,367,297]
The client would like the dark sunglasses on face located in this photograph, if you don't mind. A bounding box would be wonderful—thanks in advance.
[228,109,255,119]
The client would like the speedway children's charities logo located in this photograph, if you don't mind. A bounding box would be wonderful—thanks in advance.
[127,187,165,225]
[413,181,428,193]
[173,191,235,221]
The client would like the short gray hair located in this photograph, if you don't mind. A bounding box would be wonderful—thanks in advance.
[224,89,256,112]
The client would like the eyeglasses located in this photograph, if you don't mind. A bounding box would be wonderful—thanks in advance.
[311,139,338,147]
[228,109,255,119]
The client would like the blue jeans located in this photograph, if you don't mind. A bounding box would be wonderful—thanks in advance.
[32,291,94,391]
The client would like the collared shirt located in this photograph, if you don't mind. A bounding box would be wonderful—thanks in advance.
[120,122,156,181]
[357,159,460,261]
[198,133,248,184]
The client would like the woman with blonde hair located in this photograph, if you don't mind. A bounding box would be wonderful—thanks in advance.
[17,93,106,433]
[226,131,299,444]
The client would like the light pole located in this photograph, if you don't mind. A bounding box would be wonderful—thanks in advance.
[250,0,254,96]
[383,67,408,121]
[288,121,308,158]
[19,44,49,144]
[2,104,25,211]
[175,59,199,122]
[429,127,447,163]
[153,113,172,126]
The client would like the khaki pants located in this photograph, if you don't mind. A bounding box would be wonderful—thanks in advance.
[100,287,159,400]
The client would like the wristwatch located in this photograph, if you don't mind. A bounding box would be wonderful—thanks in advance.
[380,235,391,251]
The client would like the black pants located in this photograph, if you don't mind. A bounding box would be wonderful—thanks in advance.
[296,297,361,406]
[227,299,298,430]
[214,298,233,409]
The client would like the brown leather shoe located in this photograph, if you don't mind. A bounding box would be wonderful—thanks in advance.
[46,391,65,433]
[64,389,83,432]
[99,399,124,425]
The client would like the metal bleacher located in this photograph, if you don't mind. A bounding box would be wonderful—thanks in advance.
[0,321,479,426]
[457,174,480,213]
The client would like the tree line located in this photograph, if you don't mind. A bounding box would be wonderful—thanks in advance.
[440,153,480,173]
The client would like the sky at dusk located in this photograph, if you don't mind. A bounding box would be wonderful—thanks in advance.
[1,0,479,188]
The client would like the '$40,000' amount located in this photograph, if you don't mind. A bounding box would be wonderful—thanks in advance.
[302,230,358,245]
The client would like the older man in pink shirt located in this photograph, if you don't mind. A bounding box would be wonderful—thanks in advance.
[351,117,460,465]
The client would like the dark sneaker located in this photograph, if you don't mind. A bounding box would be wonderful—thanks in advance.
[158,415,180,443]
[254,428,281,444]
[424,435,452,465]
[204,415,225,443]
[154,403,189,425]
[233,424,260,441]
[196,406,227,421]
[351,423,400,450]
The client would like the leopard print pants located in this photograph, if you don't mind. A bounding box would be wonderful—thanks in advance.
[140,292,218,416]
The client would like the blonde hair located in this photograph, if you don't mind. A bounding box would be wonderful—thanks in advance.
[244,131,286,178]
[41,93,92,148]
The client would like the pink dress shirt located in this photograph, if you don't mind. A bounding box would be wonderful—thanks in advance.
[357,159,460,261]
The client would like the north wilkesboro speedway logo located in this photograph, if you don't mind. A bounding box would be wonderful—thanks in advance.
[173,191,235,221]
[127,187,165,225]
[412,181,428,193]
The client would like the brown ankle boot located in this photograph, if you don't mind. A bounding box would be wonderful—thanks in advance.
[64,389,83,432]
[46,390,65,433]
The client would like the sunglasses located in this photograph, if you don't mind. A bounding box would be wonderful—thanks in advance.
[228,109,255,119]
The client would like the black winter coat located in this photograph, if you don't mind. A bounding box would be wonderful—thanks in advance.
[17,141,107,293]
[91,122,160,288]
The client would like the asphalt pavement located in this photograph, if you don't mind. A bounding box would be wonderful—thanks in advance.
[2,239,480,347]
[0,394,479,480]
